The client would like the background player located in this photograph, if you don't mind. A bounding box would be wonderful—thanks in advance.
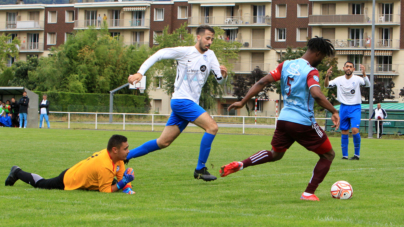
[127,25,227,181]
[220,37,339,201]
[325,62,370,160]
[5,135,135,194]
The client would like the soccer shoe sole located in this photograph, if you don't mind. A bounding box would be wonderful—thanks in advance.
[193,172,217,182]
[300,195,320,201]
[5,166,20,186]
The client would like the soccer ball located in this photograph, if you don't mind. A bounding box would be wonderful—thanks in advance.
[331,181,353,199]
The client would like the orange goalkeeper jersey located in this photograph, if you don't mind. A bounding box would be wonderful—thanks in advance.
[63,149,131,192]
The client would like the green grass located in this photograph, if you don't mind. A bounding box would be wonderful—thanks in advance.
[1,128,404,226]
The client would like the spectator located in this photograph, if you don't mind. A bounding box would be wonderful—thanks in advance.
[10,97,19,127]
[97,14,102,27]
[0,113,12,127]
[39,94,50,129]
[19,91,29,128]
[5,100,11,114]
[369,103,387,139]
[0,100,3,109]
[103,14,107,22]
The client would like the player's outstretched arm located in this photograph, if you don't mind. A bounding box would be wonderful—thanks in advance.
[228,74,275,111]
[310,86,340,130]
[324,66,332,88]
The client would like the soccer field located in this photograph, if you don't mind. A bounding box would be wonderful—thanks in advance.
[1,128,403,226]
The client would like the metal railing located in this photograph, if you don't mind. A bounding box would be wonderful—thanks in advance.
[44,111,404,137]
[2,20,44,30]
[309,14,400,24]
[74,19,149,29]
[376,14,400,24]
[231,62,270,72]
[124,42,149,48]
[19,42,44,52]
[188,16,271,26]
[353,64,399,74]
[331,39,399,49]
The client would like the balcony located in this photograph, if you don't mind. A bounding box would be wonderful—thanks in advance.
[231,62,270,73]
[309,14,400,25]
[188,16,271,27]
[124,42,149,48]
[19,42,44,52]
[353,64,399,74]
[331,39,399,50]
[228,39,270,49]
[74,19,149,29]
[1,21,44,31]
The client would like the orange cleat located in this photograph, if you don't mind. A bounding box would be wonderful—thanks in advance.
[220,161,242,177]
[300,193,320,201]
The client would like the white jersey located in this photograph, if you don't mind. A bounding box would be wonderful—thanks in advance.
[327,75,370,105]
[137,46,225,104]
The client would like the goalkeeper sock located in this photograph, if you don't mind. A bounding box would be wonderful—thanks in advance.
[127,139,160,160]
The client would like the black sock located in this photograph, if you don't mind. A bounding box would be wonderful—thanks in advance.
[16,169,44,188]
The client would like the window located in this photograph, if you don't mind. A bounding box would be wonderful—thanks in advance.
[276,4,286,18]
[29,11,40,21]
[65,32,73,43]
[47,33,56,45]
[48,11,57,23]
[66,10,75,22]
[6,12,17,29]
[348,55,363,71]
[178,6,188,19]
[154,77,162,88]
[256,100,264,112]
[110,32,120,40]
[322,28,335,40]
[7,33,18,43]
[276,28,286,41]
[85,11,97,26]
[297,28,308,41]
[352,4,362,15]
[298,4,308,17]
[322,4,336,15]
[132,11,145,26]
[154,8,164,21]
[253,5,266,23]
[153,31,162,44]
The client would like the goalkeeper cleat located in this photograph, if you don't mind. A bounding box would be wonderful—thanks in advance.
[5,166,20,186]
[300,193,320,201]
[194,167,217,181]
[220,161,242,177]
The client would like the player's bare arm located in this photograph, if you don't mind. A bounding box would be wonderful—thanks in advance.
[310,86,340,130]
[228,74,275,111]
[128,73,143,85]
[220,65,228,79]
[359,64,366,78]
[324,66,332,88]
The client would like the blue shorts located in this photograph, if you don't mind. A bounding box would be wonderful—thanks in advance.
[166,99,206,132]
[339,104,361,131]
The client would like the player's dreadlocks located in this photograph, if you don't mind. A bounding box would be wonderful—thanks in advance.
[307,36,335,57]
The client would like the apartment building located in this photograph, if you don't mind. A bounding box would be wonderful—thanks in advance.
[1,0,403,116]
[309,0,403,101]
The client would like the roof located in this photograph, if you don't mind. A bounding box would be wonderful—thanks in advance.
[0,87,25,95]
[333,103,404,111]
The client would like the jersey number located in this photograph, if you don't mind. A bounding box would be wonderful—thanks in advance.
[287,77,294,96]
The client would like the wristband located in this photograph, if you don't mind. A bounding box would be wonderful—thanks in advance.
[117,179,127,190]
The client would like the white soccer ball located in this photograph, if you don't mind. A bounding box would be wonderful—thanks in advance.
[331,181,353,199]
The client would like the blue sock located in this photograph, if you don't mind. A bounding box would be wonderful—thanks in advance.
[353,133,361,157]
[196,132,216,170]
[341,134,349,157]
[127,139,160,160]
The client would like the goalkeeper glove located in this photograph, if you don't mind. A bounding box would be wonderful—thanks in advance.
[122,187,135,195]
[117,168,135,190]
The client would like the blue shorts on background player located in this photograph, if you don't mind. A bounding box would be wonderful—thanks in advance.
[325,62,370,160]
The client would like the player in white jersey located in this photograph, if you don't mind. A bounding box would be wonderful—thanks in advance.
[126,25,227,181]
[325,61,370,160]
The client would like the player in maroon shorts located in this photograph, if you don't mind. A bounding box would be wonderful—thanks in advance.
[220,37,340,201]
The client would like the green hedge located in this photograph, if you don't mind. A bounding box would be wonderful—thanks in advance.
[34,91,150,113]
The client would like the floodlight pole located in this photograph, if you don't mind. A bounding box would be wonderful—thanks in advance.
[109,83,130,123]
[367,0,376,138]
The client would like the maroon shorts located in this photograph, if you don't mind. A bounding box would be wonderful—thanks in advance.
[271,120,329,153]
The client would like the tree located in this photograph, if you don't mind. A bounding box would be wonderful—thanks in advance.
[0,67,13,86]
[8,55,39,90]
[0,34,20,72]
[231,66,275,115]
[16,26,150,94]
[361,80,395,104]
[150,23,241,110]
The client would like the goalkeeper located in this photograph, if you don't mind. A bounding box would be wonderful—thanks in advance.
[5,135,135,195]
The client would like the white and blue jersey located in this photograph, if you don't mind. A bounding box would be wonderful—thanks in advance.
[270,59,321,126]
